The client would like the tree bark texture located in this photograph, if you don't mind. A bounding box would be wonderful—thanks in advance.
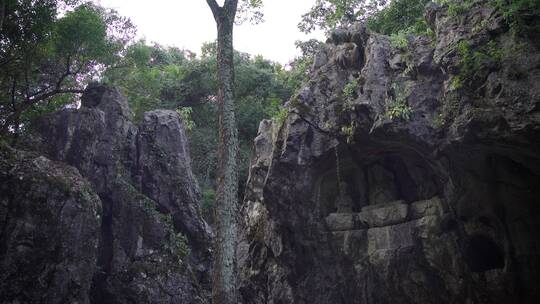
[205,1,239,304]
[0,0,5,32]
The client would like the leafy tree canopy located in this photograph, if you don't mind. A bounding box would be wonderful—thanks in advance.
[299,0,388,33]
[102,41,295,215]
[298,0,432,35]
[0,0,134,136]
[366,0,431,35]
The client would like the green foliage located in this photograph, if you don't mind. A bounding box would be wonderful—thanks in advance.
[156,212,190,264]
[285,56,314,90]
[105,41,295,203]
[389,31,410,49]
[236,0,265,24]
[451,40,506,90]
[177,107,195,132]
[282,40,324,92]
[366,0,432,35]
[441,0,540,35]
[387,100,413,120]
[445,0,474,17]
[103,41,201,120]
[299,0,432,36]
[164,231,191,263]
[431,113,445,128]
[54,4,109,60]
[0,0,134,136]
[386,84,413,120]
[340,121,357,143]
[342,77,359,110]
[299,0,386,33]
[201,188,215,221]
[19,93,76,123]
[494,0,540,34]
[343,77,359,102]
[273,107,289,127]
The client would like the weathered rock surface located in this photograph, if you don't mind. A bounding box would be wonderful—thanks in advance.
[0,144,100,304]
[1,84,211,303]
[239,1,540,303]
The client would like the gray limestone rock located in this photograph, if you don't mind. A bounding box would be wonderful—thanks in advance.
[4,84,212,303]
[0,144,101,304]
[325,213,357,231]
[239,1,540,303]
[359,200,409,228]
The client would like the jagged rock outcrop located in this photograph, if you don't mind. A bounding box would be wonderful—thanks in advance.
[1,84,211,303]
[239,1,540,303]
[0,144,101,304]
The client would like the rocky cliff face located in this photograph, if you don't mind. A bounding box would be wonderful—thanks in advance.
[0,145,101,303]
[0,84,211,303]
[239,1,540,303]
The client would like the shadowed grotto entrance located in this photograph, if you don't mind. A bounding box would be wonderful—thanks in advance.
[465,235,505,273]
[315,146,442,217]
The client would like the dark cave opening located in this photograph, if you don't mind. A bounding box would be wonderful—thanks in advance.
[465,235,505,273]
[316,146,442,217]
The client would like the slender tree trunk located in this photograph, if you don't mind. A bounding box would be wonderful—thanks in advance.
[0,0,5,32]
[206,1,239,303]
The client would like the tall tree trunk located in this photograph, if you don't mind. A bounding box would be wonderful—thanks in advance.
[0,0,5,32]
[206,1,239,303]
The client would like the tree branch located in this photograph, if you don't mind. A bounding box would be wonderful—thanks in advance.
[224,0,238,13]
[26,56,73,100]
[223,0,239,23]
[0,87,84,135]
[28,88,84,104]
[0,56,82,135]
[55,56,72,90]
[206,0,221,20]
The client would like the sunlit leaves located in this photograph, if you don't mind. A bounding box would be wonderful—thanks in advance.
[365,0,430,35]
[54,5,108,60]
[299,0,388,33]
[0,0,135,134]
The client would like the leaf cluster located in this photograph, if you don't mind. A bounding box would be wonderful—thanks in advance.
[385,84,413,120]
[451,40,505,90]
[236,0,264,25]
[0,0,134,136]
[366,0,431,35]
[494,0,540,35]
[299,0,387,33]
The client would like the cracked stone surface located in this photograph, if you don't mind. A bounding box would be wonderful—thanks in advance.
[238,1,540,303]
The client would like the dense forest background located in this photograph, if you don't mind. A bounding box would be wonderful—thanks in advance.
[1,0,538,221]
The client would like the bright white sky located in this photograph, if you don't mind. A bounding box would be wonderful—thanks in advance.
[94,0,325,64]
